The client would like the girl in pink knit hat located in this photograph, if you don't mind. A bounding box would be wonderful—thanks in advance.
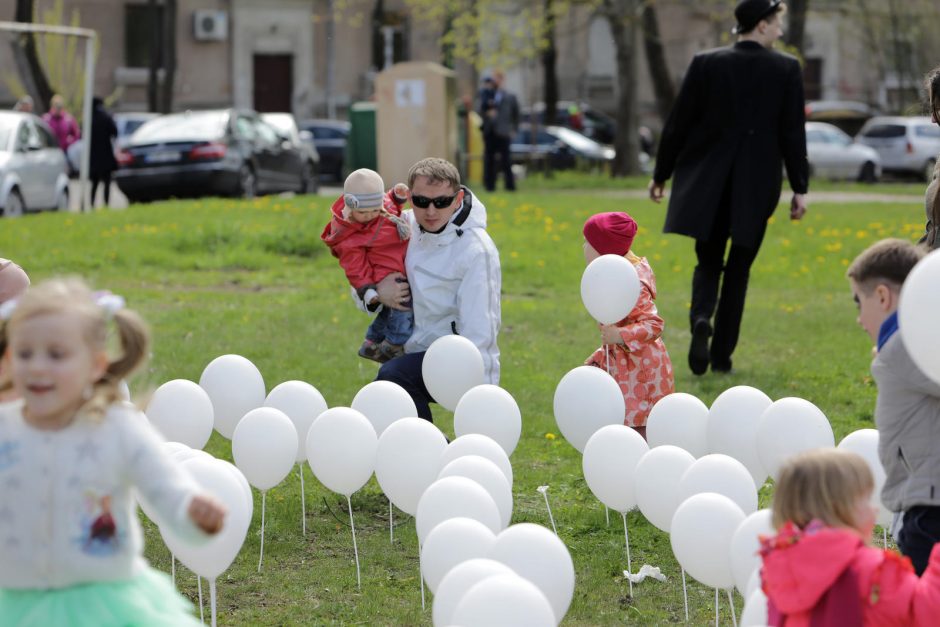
[582,212,674,439]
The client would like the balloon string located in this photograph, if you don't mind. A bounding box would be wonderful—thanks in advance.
[605,344,610,375]
[605,504,610,526]
[171,554,176,588]
[883,527,887,549]
[622,512,634,598]
[210,578,217,627]
[389,498,394,543]
[258,491,266,573]
[419,537,426,610]
[682,567,689,622]
[347,495,361,590]
[197,576,205,624]
[299,464,306,536]
[542,489,558,536]
[728,588,738,627]
[715,588,719,627]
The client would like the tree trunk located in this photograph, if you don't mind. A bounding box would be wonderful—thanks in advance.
[641,0,674,122]
[158,0,177,113]
[603,0,641,177]
[542,0,559,125]
[147,0,159,112]
[783,0,809,55]
[12,0,54,114]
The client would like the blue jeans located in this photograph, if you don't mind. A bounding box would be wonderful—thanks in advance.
[376,351,434,422]
[365,307,413,346]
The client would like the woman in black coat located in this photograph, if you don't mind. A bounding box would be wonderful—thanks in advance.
[89,97,118,208]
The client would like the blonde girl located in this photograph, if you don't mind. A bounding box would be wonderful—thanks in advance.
[760,449,940,626]
[0,278,224,625]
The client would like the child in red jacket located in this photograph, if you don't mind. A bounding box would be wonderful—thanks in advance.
[760,449,940,626]
[321,168,412,363]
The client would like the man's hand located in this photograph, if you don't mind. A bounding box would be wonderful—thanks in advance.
[188,494,226,535]
[790,193,807,221]
[375,273,411,311]
[648,180,666,204]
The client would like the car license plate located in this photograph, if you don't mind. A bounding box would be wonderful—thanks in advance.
[145,151,180,164]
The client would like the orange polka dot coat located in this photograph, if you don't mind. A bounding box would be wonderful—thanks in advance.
[584,255,675,427]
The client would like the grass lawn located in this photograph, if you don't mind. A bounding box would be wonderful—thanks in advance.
[0,186,927,625]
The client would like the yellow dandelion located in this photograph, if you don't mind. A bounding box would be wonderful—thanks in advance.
[545,433,556,440]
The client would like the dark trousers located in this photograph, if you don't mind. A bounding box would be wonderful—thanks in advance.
[376,351,434,422]
[898,506,940,576]
[91,173,112,207]
[365,307,414,346]
[689,186,766,369]
[483,134,515,192]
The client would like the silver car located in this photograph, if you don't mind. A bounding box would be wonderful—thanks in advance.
[0,111,70,217]
[856,116,940,181]
[805,122,881,182]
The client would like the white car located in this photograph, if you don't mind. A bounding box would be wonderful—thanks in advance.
[0,111,70,216]
[805,121,881,182]
[856,116,940,181]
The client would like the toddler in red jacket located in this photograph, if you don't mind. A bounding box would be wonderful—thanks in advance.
[321,168,412,363]
[760,449,940,626]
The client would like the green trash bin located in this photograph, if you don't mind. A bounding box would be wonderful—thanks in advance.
[346,102,377,174]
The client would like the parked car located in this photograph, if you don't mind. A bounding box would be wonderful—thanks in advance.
[520,101,617,145]
[115,109,318,202]
[511,124,615,171]
[805,121,881,182]
[261,112,320,193]
[67,112,159,174]
[856,116,940,181]
[805,100,878,137]
[299,119,350,182]
[0,111,70,216]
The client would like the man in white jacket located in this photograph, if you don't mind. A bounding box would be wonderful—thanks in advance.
[371,158,502,421]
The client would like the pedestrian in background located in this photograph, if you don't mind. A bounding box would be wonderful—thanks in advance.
[89,97,118,208]
[478,70,519,193]
[42,94,80,153]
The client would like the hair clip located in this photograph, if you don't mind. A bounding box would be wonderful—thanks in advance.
[0,298,18,321]
[94,292,125,319]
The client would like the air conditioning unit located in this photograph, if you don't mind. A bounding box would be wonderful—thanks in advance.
[193,10,228,42]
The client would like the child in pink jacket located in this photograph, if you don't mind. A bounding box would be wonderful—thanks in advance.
[760,449,940,626]
[582,212,674,440]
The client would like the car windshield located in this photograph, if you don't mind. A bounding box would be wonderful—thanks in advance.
[262,114,294,135]
[862,124,905,138]
[122,119,150,137]
[916,125,940,138]
[0,116,16,151]
[131,111,228,143]
[551,126,600,151]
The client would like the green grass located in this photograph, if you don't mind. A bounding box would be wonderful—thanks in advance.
[0,188,926,624]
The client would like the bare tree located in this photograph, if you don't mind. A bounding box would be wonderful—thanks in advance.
[147,0,159,112]
[542,0,559,125]
[783,0,809,55]
[12,0,54,113]
[600,0,641,176]
[159,0,177,113]
[641,0,675,122]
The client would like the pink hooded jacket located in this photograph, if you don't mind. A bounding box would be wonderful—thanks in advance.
[760,521,940,627]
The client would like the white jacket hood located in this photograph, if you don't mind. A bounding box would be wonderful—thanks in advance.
[403,186,502,384]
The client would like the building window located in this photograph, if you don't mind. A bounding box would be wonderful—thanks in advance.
[371,8,408,70]
[125,3,165,68]
[804,58,822,101]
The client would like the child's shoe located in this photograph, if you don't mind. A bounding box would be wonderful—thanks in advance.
[377,340,405,363]
[358,339,383,363]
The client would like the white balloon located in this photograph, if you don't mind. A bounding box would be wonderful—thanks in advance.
[160,458,252,580]
[741,588,769,627]
[452,573,556,627]
[416,476,502,544]
[671,492,745,589]
[489,523,575,624]
[646,392,710,457]
[420,517,496,593]
[634,445,697,532]
[375,418,448,515]
[580,254,641,325]
[265,381,328,463]
[439,456,513,528]
[231,407,298,491]
[440,434,513,487]
[899,250,940,385]
[306,407,377,496]
[838,429,894,527]
[679,454,758,515]
[582,425,650,512]
[553,366,625,453]
[730,509,774,595]
[146,379,215,450]
[453,385,522,456]
[422,335,485,411]
[163,441,190,458]
[433,558,516,627]
[706,386,772,487]
[756,397,834,480]
[118,379,131,401]
[351,380,417,436]
[199,354,266,439]
[745,567,762,599]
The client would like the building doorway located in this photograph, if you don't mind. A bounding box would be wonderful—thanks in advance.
[253,54,293,112]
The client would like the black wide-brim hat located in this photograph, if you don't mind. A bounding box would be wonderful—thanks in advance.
[732,0,782,34]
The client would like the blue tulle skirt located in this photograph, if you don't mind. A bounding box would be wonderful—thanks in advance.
[0,567,201,626]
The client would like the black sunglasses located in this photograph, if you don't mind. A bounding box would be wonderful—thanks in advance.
[411,191,459,209]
